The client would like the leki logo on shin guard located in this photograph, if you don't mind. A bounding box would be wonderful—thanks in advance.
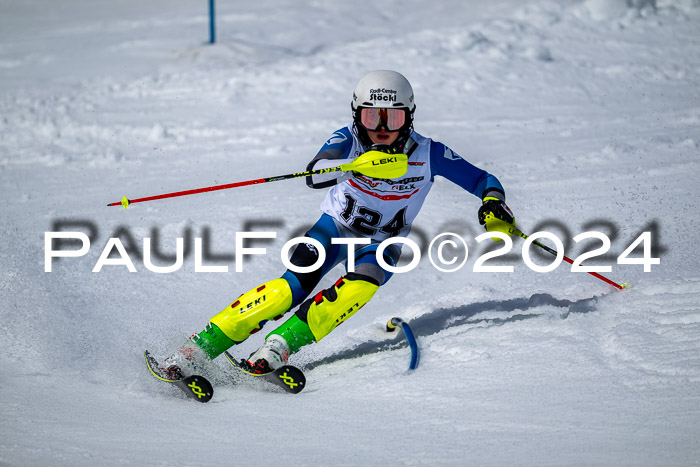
[335,303,360,325]
[237,295,267,313]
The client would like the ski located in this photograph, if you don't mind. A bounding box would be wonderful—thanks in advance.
[224,351,306,394]
[144,351,214,403]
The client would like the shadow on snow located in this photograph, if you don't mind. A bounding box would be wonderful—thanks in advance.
[304,293,598,370]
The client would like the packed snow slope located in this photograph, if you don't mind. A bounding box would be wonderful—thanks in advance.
[1,0,699,465]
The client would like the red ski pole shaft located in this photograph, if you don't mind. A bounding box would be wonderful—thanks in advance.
[107,167,342,209]
[107,150,409,209]
[515,229,626,290]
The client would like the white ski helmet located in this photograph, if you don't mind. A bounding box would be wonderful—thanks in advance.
[351,70,415,151]
[352,70,415,112]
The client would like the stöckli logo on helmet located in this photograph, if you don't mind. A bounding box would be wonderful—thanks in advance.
[369,88,397,103]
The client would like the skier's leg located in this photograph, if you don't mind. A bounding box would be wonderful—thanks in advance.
[248,242,401,370]
[194,278,294,357]
[163,276,295,374]
[193,222,341,359]
[166,215,341,370]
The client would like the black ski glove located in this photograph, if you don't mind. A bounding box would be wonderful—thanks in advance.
[478,197,514,227]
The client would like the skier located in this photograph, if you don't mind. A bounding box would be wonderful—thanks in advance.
[163,70,514,376]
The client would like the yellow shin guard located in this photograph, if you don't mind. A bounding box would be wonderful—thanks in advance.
[210,278,293,343]
[303,274,380,342]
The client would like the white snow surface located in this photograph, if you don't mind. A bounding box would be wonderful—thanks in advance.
[2,0,700,465]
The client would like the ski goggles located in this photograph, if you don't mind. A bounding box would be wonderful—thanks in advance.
[358,107,407,132]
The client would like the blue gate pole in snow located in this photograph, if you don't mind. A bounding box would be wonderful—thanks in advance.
[208,0,216,44]
[386,317,420,370]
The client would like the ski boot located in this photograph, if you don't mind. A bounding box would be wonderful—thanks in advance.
[240,334,291,374]
[162,341,208,378]
[145,350,186,381]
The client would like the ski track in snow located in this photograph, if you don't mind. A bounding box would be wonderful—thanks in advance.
[1,0,700,465]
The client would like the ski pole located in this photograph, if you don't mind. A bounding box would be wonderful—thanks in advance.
[483,214,627,290]
[386,317,420,370]
[518,229,626,289]
[108,150,407,209]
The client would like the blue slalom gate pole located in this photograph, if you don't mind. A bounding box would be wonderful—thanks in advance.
[387,317,420,370]
[209,0,216,44]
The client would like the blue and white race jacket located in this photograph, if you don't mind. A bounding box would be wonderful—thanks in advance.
[306,125,505,242]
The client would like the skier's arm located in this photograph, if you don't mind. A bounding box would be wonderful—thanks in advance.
[306,128,355,189]
[429,142,505,200]
[430,142,514,230]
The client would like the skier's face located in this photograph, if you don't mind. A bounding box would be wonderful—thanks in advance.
[367,129,399,146]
